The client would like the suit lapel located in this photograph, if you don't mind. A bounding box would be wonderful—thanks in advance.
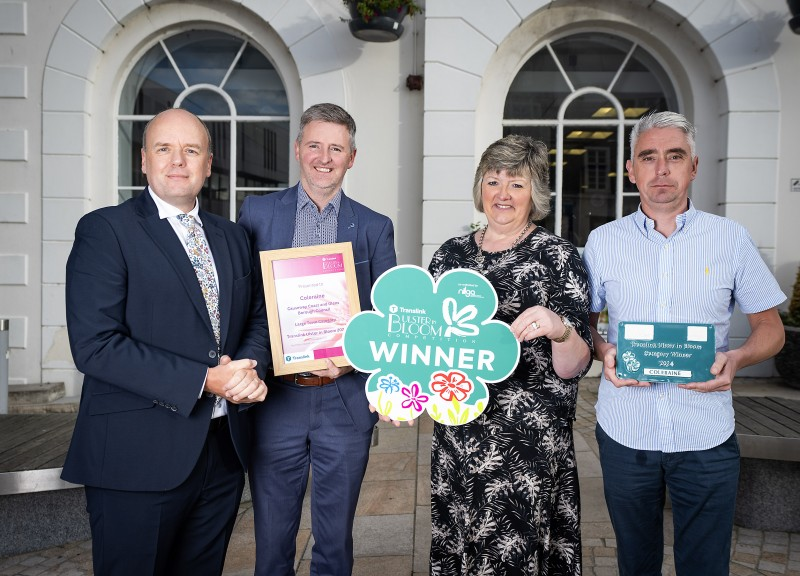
[136,191,217,343]
[202,214,232,349]
[337,193,358,245]
[273,186,301,248]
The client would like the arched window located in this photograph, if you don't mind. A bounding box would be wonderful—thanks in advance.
[117,30,291,220]
[504,32,679,246]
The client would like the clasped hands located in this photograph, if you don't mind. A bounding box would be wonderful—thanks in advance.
[206,355,268,403]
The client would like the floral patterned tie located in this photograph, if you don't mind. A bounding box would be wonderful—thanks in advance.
[176,214,220,346]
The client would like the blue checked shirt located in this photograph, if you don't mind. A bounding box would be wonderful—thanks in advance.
[583,201,786,452]
[292,183,341,248]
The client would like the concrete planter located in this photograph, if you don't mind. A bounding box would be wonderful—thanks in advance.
[775,325,800,388]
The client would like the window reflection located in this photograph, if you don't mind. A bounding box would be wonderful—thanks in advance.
[504,32,678,246]
[552,34,633,91]
[164,31,243,88]
[118,30,290,219]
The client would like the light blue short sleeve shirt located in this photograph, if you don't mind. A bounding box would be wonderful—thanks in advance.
[582,201,786,452]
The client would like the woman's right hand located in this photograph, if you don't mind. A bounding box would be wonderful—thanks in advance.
[509,305,562,342]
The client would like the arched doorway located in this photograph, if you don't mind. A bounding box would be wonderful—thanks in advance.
[503,32,679,247]
[117,29,291,221]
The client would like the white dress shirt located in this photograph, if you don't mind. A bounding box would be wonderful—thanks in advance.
[148,188,226,418]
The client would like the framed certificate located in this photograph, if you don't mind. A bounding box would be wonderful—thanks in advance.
[616,321,716,383]
[260,242,361,376]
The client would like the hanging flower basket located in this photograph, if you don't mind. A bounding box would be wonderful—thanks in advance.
[345,1,420,43]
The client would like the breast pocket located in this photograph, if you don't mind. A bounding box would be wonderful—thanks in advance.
[226,271,254,339]
[233,270,253,299]
[673,262,735,321]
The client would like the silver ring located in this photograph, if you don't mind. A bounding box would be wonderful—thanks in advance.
[530,321,539,331]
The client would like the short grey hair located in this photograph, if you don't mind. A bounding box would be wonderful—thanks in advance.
[297,103,357,152]
[630,111,696,160]
[472,134,551,221]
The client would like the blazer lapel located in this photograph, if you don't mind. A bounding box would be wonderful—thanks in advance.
[337,192,358,245]
[272,186,301,248]
[202,214,232,349]
[136,191,217,343]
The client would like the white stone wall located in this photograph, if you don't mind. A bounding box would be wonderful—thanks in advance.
[0,0,422,393]
[420,0,795,376]
[772,5,800,313]
[0,1,71,388]
[0,0,796,391]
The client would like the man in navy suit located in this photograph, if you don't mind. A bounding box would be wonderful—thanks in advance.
[238,103,396,575]
[62,108,269,576]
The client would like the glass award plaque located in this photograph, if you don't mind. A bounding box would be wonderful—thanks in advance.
[616,321,716,383]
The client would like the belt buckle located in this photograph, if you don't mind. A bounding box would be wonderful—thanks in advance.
[295,372,315,386]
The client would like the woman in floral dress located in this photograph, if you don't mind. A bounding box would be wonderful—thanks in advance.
[427,135,593,575]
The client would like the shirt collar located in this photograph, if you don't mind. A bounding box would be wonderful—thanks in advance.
[633,199,697,237]
[148,187,202,225]
[296,182,342,215]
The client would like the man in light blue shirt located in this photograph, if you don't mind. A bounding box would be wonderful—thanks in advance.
[583,111,786,576]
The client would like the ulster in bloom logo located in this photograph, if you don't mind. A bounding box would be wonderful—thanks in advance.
[343,265,519,425]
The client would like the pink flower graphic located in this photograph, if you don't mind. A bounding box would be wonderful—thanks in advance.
[400,383,429,412]
[430,371,474,402]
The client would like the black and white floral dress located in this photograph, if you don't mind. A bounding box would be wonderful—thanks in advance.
[427,226,592,576]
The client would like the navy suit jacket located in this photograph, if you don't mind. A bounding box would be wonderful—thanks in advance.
[238,185,396,432]
[61,190,268,491]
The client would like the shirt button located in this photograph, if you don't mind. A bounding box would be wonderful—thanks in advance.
[208,350,217,359]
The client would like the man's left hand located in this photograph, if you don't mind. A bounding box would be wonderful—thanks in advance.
[311,358,353,379]
[218,355,269,403]
[678,351,735,392]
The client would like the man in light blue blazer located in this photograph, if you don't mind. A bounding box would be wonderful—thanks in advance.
[238,103,396,575]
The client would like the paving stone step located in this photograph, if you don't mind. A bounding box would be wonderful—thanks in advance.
[9,395,80,414]
[8,382,66,405]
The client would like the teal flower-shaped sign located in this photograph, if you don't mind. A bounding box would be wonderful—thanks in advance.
[343,265,519,425]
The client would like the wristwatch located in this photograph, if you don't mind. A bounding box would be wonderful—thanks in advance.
[552,316,573,343]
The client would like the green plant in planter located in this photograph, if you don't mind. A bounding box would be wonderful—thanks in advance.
[780,265,800,327]
[346,0,423,22]
[776,264,800,388]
